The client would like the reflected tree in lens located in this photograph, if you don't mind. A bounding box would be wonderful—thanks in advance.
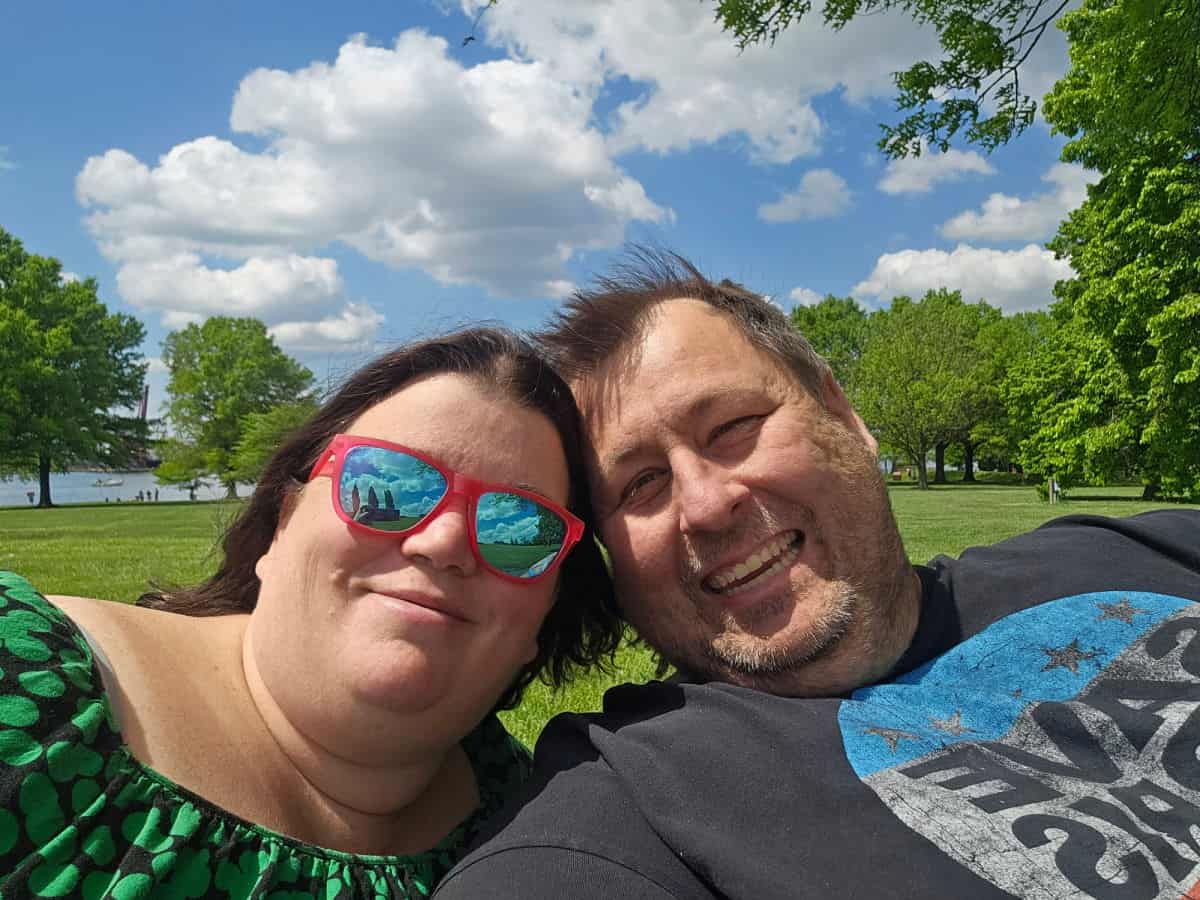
[341,447,446,531]
[476,491,565,576]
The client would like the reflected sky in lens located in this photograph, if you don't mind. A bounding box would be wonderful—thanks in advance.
[476,491,567,577]
[476,492,565,547]
[339,446,446,519]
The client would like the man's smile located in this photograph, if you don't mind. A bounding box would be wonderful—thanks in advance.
[703,531,804,596]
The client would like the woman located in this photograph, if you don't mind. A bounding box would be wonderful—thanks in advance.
[0,328,620,897]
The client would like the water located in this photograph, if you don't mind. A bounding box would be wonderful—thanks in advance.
[0,470,235,507]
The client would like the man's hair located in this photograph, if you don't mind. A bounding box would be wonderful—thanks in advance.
[138,326,622,709]
[538,246,829,396]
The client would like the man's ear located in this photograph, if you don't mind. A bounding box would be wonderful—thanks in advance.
[820,369,878,455]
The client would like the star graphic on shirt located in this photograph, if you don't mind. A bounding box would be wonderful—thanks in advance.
[1040,638,1101,674]
[864,726,919,752]
[1095,597,1149,625]
[929,710,973,736]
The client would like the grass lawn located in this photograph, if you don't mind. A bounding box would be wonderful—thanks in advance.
[2,483,1196,746]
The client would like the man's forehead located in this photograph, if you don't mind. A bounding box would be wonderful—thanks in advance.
[569,303,705,426]
[570,301,799,467]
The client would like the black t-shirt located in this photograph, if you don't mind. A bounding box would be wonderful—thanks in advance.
[436,511,1200,899]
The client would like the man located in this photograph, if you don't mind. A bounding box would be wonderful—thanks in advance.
[436,252,1200,899]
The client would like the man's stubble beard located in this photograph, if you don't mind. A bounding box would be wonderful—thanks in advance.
[618,500,866,688]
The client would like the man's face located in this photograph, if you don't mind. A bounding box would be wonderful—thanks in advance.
[580,299,915,696]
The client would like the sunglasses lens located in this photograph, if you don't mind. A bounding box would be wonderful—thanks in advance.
[338,446,448,532]
[475,491,568,579]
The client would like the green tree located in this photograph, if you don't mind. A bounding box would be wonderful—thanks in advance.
[0,228,147,507]
[534,504,567,546]
[229,398,319,484]
[933,293,1028,483]
[789,295,868,387]
[969,309,1046,472]
[1002,309,1141,486]
[1042,0,1200,497]
[162,317,313,498]
[851,292,980,488]
[154,439,213,502]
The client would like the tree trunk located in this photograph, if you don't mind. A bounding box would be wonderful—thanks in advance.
[1142,480,1159,501]
[916,448,929,490]
[224,480,238,500]
[962,442,976,483]
[933,442,948,484]
[37,453,53,508]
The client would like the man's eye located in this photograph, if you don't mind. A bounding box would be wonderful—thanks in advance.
[710,415,763,443]
[620,470,664,506]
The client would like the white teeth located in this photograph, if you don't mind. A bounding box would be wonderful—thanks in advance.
[706,533,802,596]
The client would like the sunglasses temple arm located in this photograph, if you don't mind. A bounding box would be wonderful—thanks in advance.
[308,451,337,481]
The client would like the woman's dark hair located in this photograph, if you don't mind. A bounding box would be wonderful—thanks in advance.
[139,327,621,708]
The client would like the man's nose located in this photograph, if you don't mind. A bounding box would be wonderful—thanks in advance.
[672,452,749,535]
[399,493,479,577]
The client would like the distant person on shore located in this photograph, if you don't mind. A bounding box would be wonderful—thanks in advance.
[0,327,619,897]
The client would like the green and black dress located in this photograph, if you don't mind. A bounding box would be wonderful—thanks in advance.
[0,571,531,899]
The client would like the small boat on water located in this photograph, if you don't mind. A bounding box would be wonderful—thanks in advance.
[92,478,124,488]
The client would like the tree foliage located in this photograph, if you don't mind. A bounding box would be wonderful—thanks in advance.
[1001,309,1140,486]
[1042,0,1200,172]
[153,440,214,501]
[162,317,313,497]
[1041,0,1200,497]
[789,295,868,387]
[0,228,147,506]
[850,291,982,488]
[229,397,320,484]
[715,0,1068,156]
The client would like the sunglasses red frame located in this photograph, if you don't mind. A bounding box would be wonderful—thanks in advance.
[308,433,584,584]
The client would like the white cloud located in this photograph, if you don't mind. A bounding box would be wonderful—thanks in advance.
[269,303,384,351]
[145,356,169,374]
[115,253,344,322]
[76,30,672,345]
[852,243,1075,312]
[59,271,81,284]
[877,145,995,195]
[478,514,540,545]
[940,163,1095,241]
[758,170,852,223]
[789,287,824,306]
[465,0,941,164]
[0,147,14,171]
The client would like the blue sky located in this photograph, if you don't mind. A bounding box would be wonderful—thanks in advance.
[1,1,1088,409]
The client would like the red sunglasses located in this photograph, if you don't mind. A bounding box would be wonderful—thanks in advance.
[308,434,584,584]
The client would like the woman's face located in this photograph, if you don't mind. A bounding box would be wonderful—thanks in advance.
[252,373,569,749]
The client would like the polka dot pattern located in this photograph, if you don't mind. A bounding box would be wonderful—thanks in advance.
[0,572,531,898]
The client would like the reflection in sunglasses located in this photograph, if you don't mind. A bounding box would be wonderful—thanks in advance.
[312,436,583,583]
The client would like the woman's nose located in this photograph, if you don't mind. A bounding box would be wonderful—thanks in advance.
[398,493,479,577]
